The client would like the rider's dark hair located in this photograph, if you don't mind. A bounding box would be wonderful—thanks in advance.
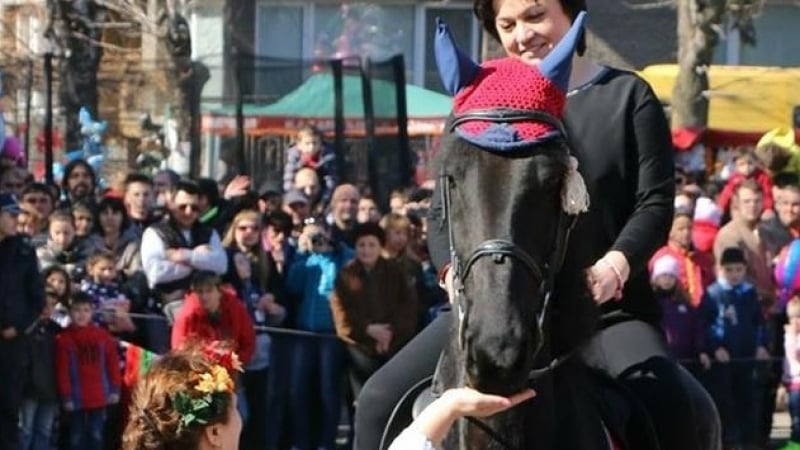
[473,0,587,55]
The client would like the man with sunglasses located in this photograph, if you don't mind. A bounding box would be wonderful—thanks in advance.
[139,180,227,352]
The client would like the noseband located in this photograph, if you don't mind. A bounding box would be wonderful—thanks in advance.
[440,108,578,450]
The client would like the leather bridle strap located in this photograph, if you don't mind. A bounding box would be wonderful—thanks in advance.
[461,239,546,286]
[450,108,568,138]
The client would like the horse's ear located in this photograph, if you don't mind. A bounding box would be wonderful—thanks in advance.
[538,11,587,92]
[435,18,480,96]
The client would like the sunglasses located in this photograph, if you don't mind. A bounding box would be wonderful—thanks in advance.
[177,203,200,212]
[236,225,258,231]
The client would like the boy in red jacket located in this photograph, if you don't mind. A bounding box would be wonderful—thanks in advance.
[171,271,256,365]
[55,292,120,450]
[718,147,775,221]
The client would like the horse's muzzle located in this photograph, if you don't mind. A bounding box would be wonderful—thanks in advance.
[465,332,535,395]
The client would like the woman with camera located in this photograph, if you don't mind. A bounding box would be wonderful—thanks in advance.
[285,221,354,450]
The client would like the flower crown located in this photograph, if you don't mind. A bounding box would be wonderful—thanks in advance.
[173,341,243,432]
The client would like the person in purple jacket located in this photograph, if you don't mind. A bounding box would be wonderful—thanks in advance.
[651,254,711,373]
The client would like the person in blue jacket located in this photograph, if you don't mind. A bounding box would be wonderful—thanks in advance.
[701,247,770,449]
[286,220,353,450]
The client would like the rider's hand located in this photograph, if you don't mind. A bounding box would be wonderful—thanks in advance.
[714,347,730,363]
[588,251,629,304]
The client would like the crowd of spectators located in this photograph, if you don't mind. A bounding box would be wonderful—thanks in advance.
[0,124,445,450]
[4,122,800,450]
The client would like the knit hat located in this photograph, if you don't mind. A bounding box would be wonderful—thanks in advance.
[775,239,800,294]
[720,247,746,266]
[1,136,24,167]
[651,255,680,282]
[435,12,587,152]
[434,12,590,216]
[0,193,20,215]
[693,197,721,226]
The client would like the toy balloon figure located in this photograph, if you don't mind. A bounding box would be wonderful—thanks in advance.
[65,107,108,187]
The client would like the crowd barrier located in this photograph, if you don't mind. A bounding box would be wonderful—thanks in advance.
[118,310,785,364]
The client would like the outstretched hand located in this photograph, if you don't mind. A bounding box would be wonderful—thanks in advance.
[405,387,536,448]
[442,387,536,418]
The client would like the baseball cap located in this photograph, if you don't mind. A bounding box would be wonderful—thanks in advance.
[0,194,21,215]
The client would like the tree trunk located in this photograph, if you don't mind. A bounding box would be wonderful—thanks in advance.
[671,0,727,129]
[164,12,209,177]
[55,0,105,152]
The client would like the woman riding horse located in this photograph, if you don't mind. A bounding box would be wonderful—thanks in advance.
[354,1,721,449]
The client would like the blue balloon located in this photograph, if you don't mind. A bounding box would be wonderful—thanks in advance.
[64,149,84,162]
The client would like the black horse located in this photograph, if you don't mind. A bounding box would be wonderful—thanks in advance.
[400,12,719,450]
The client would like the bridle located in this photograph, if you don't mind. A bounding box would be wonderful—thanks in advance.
[440,108,579,450]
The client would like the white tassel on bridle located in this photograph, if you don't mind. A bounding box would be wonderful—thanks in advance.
[562,156,590,215]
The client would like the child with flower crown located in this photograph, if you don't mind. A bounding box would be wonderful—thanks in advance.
[122,342,244,450]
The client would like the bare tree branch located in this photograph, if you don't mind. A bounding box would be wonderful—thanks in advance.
[70,29,141,52]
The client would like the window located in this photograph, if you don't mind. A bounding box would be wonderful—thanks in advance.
[254,5,306,101]
[313,4,415,63]
[254,2,478,96]
[191,7,224,101]
[256,5,305,59]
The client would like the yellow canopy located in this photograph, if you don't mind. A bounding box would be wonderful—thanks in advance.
[639,64,800,134]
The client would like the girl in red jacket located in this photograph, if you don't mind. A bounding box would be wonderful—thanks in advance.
[170,271,256,367]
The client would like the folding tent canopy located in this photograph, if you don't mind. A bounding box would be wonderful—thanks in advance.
[201,72,452,137]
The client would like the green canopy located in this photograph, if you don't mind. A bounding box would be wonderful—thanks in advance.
[206,73,452,119]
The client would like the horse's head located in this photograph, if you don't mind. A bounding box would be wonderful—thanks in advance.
[436,13,588,395]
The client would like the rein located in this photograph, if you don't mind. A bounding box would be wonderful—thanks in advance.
[437,143,579,450]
